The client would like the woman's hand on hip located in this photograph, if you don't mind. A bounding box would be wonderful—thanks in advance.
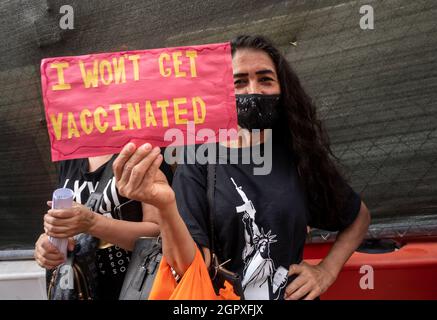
[284,261,337,300]
[44,202,96,238]
[113,143,175,210]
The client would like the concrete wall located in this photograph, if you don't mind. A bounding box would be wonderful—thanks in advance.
[0,0,436,248]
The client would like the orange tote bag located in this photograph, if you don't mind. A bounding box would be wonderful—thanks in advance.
[148,248,240,300]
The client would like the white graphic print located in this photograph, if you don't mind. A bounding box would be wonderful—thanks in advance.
[63,178,117,217]
[231,178,288,300]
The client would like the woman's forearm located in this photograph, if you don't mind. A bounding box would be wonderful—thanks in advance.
[319,201,371,278]
[88,214,160,251]
[154,200,197,277]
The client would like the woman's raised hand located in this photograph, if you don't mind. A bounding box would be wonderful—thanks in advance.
[113,143,175,210]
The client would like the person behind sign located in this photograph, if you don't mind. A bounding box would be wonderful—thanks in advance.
[34,154,173,299]
[111,35,371,300]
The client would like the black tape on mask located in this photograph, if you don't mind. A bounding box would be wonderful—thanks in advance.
[235,94,281,130]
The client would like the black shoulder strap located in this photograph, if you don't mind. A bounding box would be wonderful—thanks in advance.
[85,155,116,211]
[97,155,116,192]
[206,163,216,259]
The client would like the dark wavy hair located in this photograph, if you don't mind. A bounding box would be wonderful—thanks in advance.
[231,35,349,229]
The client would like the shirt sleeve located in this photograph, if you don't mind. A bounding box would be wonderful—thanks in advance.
[308,179,362,232]
[172,162,210,249]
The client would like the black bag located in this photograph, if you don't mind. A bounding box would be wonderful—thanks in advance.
[206,163,245,299]
[118,163,244,300]
[47,157,115,300]
[118,236,162,300]
[47,233,100,300]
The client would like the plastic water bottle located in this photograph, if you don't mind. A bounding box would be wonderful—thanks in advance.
[48,188,74,258]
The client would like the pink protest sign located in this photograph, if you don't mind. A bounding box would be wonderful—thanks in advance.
[40,42,237,161]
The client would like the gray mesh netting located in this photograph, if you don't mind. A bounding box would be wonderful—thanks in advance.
[0,0,436,248]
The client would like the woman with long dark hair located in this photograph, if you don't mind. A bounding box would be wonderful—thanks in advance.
[112,35,371,300]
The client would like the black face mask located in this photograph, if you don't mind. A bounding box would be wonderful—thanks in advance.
[235,94,281,130]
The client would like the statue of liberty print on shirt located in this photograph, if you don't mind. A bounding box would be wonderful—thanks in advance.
[231,178,289,300]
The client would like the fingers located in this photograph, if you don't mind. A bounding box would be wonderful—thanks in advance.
[47,201,52,208]
[113,142,137,182]
[38,249,64,262]
[35,251,64,269]
[34,234,65,269]
[44,220,72,238]
[144,155,164,200]
[44,214,66,226]
[47,208,75,219]
[286,283,312,300]
[126,146,161,191]
[45,204,93,237]
[285,262,327,300]
[288,263,303,276]
[47,203,87,219]
[44,213,73,235]
[118,143,152,186]
[113,143,162,200]
[140,149,163,188]
[284,275,306,298]
[303,289,320,300]
[36,234,59,254]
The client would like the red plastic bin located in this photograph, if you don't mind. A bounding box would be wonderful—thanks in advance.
[304,241,437,300]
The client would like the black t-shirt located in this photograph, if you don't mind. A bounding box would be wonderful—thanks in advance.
[172,136,361,300]
[57,155,173,299]
[58,156,133,299]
